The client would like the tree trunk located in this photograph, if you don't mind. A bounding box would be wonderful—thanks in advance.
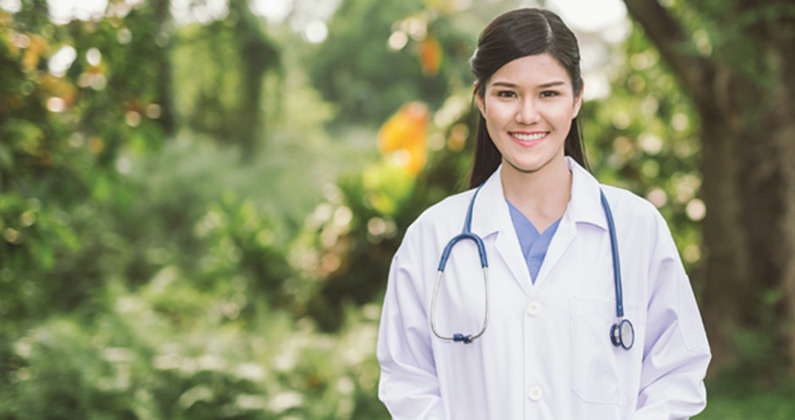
[229,0,280,158]
[698,104,752,374]
[152,0,175,135]
[623,0,795,378]
[753,42,795,375]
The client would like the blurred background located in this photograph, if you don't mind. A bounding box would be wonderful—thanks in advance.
[1,0,794,418]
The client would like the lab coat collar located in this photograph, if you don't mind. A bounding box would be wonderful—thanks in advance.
[469,156,607,237]
[565,157,608,230]
[470,165,532,291]
[469,166,508,238]
[468,157,607,294]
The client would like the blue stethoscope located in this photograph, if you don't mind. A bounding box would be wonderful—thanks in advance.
[430,184,635,350]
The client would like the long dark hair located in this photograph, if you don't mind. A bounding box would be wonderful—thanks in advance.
[468,8,589,188]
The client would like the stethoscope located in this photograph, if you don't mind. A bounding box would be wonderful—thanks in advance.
[430,184,635,350]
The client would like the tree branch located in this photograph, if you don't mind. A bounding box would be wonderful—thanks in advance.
[622,0,715,109]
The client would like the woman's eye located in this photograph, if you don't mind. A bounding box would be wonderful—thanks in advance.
[496,90,517,98]
[540,90,560,98]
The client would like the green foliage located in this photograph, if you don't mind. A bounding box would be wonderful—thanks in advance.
[172,6,281,150]
[695,379,795,419]
[1,282,387,419]
[0,0,179,324]
[304,0,476,128]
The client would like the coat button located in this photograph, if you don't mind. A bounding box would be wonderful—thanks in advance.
[526,301,541,316]
[528,385,543,401]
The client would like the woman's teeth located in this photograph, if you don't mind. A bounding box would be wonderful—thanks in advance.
[512,132,547,141]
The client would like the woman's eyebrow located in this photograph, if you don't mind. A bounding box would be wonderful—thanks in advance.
[538,81,566,88]
[490,81,518,88]
[489,81,567,89]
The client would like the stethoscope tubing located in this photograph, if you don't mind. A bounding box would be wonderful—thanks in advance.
[431,267,489,344]
[430,183,633,349]
[432,185,489,344]
[600,190,624,319]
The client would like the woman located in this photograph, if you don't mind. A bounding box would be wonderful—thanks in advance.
[376,7,711,420]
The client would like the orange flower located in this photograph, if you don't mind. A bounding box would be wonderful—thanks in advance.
[417,36,442,76]
[22,35,48,72]
[377,102,430,175]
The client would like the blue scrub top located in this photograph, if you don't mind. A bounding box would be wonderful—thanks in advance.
[506,199,561,283]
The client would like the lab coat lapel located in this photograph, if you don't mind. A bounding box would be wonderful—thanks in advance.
[534,158,608,287]
[533,211,576,288]
[470,166,533,297]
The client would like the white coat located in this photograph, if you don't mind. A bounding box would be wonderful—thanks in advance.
[377,157,711,419]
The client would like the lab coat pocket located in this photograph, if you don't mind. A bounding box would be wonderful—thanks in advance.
[570,296,620,405]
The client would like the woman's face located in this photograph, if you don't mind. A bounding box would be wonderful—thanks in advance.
[476,53,583,176]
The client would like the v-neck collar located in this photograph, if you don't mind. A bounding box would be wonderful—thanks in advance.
[467,157,608,295]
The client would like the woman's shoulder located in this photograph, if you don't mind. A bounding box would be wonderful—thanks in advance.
[600,184,658,215]
[599,184,675,248]
[404,188,478,238]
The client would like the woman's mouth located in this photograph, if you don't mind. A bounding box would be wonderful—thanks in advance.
[510,131,549,146]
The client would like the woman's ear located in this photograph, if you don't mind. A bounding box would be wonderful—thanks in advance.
[572,81,584,119]
[474,81,486,116]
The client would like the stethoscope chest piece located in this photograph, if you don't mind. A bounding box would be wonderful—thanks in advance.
[611,318,635,350]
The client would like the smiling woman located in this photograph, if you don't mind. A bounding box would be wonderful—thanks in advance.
[376,7,711,420]
[468,7,587,190]
[475,52,583,232]
[476,54,582,177]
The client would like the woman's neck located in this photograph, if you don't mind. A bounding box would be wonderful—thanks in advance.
[500,157,572,232]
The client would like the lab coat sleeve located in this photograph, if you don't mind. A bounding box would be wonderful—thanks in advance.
[632,211,711,419]
[377,224,446,420]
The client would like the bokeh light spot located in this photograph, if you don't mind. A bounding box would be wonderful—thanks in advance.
[647,188,667,208]
[46,97,66,112]
[304,20,328,44]
[686,198,706,221]
[86,47,101,65]
[48,45,76,77]
[388,31,408,51]
[117,28,132,44]
[125,111,141,127]
[146,104,162,119]
[683,244,701,263]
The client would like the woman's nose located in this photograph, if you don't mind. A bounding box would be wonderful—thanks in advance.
[515,99,540,124]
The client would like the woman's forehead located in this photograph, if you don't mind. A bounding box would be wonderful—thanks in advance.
[488,53,571,87]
